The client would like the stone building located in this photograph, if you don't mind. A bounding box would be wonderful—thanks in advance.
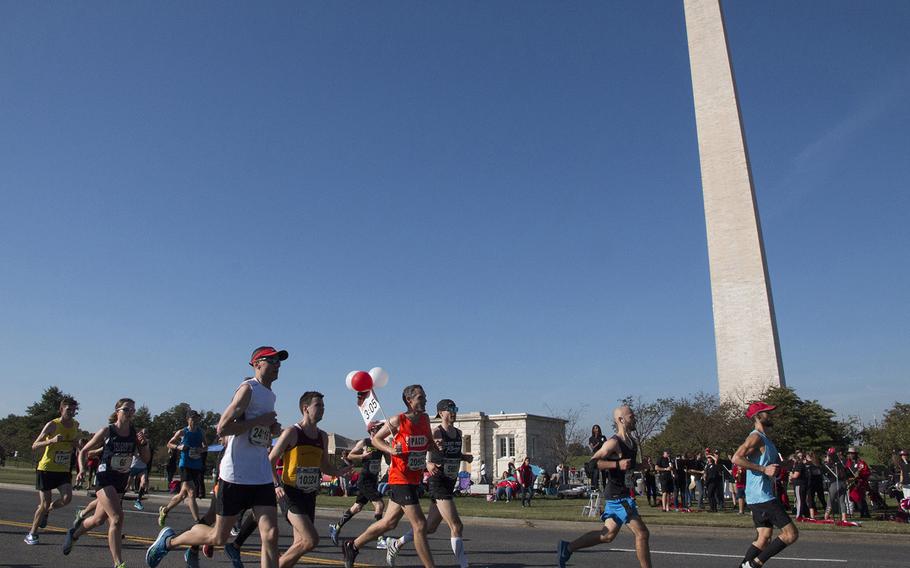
[430,411,567,482]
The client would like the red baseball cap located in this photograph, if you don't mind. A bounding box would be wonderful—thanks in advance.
[249,346,289,366]
[745,401,776,419]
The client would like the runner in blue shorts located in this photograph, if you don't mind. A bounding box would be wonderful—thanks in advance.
[557,405,652,568]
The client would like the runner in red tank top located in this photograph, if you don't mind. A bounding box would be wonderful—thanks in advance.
[342,384,439,568]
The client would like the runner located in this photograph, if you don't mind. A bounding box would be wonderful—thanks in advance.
[159,410,207,525]
[63,397,151,568]
[557,405,652,568]
[146,345,286,568]
[270,391,350,568]
[386,398,473,568]
[342,384,438,568]
[127,429,151,511]
[25,396,80,545]
[329,420,389,546]
[733,401,799,568]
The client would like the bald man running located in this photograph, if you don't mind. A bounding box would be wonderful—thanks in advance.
[557,406,652,568]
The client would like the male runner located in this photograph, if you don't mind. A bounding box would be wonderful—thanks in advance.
[127,429,151,511]
[329,420,389,546]
[733,401,799,568]
[269,391,350,568]
[557,405,652,568]
[386,398,473,568]
[159,410,207,525]
[147,346,286,568]
[342,384,439,568]
[26,397,79,544]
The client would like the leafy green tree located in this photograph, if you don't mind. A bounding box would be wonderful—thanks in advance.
[861,402,910,465]
[759,386,852,457]
[645,392,749,458]
[0,386,84,463]
[147,403,220,466]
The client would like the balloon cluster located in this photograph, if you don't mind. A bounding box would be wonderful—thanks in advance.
[345,366,389,392]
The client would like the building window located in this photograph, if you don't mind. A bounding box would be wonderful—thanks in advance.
[463,435,471,453]
[498,436,515,458]
[529,436,537,457]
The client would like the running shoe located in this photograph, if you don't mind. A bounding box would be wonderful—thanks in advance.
[202,544,213,559]
[63,528,77,555]
[157,506,168,528]
[115,563,126,568]
[342,539,359,568]
[134,500,144,511]
[24,533,38,545]
[376,536,388,550]
[230,526,240,537]
[184,547,200,568]
[39,511,49,528]
[385,537,400,567]
[72,507,85,530]
[557,540,572,568]
[146,526,175,568]
[328,523,339,546]
[224,542,244,568]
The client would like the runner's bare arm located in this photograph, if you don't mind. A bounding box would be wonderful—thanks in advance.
[733,433,777,477]
[345,439,368,462]
[137,430,151,464]
[595,437,633,471]
[30,420,58,450]
[370,416,399,456]
[216,383,277,437]
[166,429,184,450]
[77,427,109,481]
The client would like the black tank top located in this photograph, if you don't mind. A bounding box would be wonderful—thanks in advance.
[360,440,383,480]
[99,424,137,475]
[604,434,637,499]
[429,425,463,479]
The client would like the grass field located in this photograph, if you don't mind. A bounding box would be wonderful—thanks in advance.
[3,465,907,534]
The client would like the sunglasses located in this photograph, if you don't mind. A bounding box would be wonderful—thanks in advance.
[257,357,282,365]
[443,406,459,413]
[118,407,136,413]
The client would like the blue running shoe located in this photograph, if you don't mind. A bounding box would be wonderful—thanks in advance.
[146,527,175,568]
[557,540,572,568]
[63,528,78,555]
[224,542,244,568]
[328,523,339,546]
[184,546,200,568]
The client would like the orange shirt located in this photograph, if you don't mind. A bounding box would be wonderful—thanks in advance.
[388,412,431,485]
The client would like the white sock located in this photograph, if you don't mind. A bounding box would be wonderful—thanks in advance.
[451,536,468,568]
[398,531,413,546]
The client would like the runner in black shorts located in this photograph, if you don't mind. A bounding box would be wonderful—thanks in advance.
[25,396,79,545]
[159,411,207,526]
[147,346,286,568]
[269,391,350,568]
[329,420,389,546]
[64,398,150,568]
[386,398,472,568]
[734,401,799,568]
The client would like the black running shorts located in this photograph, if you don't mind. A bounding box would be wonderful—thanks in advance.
[428,475,456,501]
[356,476,383,505]
[281,484,317,521]
[750,499,792,529]
[36,470,72,492]
[389,484,420,506]
[216,481,276,517]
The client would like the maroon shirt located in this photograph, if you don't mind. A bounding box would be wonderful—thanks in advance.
[518,463,533,486]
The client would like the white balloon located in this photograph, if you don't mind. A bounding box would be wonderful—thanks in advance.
[345,371,357,391]
[369,367,389,388]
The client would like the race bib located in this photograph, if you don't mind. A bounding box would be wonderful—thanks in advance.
[111,454,132,473]
[249,425,271,447]
[367,461,381,475]
[188,447,202,460]
[54,451,71,467]
[407,451,427,471]
[295,467,320,492]
[443,458,461,477]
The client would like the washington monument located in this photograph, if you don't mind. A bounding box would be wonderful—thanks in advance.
[683,0,785,402]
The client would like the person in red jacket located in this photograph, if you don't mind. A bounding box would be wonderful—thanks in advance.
[845,448,871,518]
[518,457,534,507]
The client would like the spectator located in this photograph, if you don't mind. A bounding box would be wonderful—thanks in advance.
[689,452,706,509]
[587,424,607,490]
[731,461,747,515]
[643,457,657,507]
[518,457,534,507]
[845,447,871,518]
[479,460,488,484]
[899,450,910,499]
[805,451,826,519]
[789,452,808,518]
[165,448,178,484]
[823,448,848,523]
[703,450,723,512]
[496,471,516,502]
[673,452,689,509]
[507,460,517,477]
[655,450,674,512]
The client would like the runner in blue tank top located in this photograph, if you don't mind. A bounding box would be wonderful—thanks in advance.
[158,410,207,526]
[556,405,652,568]
[733,401,799,568]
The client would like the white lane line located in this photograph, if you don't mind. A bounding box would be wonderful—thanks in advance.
[607,548,848,563]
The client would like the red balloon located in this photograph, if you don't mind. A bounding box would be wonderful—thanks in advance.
[351,371,373,392]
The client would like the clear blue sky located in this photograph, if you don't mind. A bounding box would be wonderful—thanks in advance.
[1,1,907,440]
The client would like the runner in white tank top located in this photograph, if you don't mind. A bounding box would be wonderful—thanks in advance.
[147,346,287,568]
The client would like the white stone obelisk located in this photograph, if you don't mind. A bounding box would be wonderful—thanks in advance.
[683,0,785,402]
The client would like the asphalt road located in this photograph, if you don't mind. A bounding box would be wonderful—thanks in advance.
[0,485,902,567]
